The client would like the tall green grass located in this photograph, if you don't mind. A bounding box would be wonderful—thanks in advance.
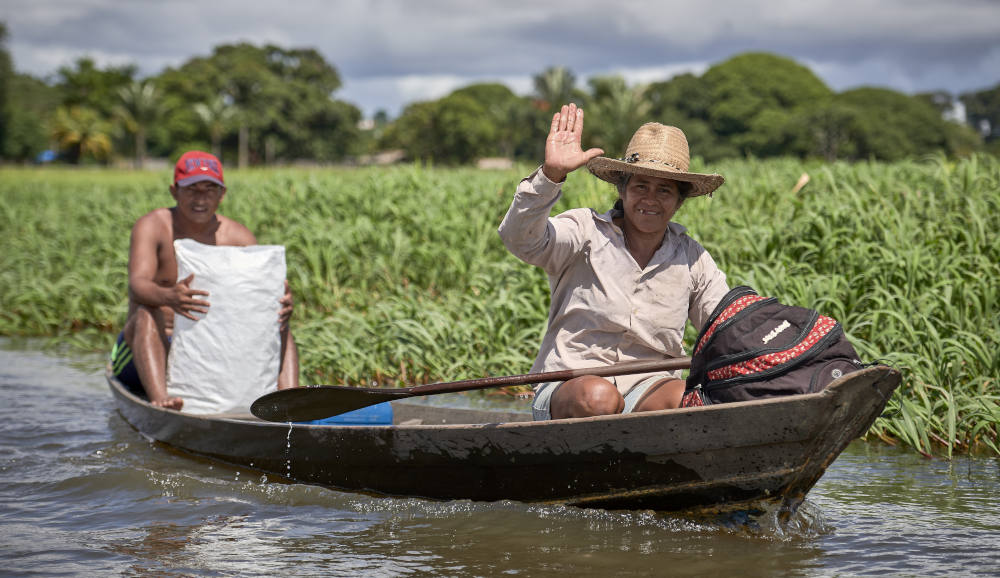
[1,155,997,456]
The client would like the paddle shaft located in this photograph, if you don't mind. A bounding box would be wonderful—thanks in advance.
[398,356,692,396]
[251,357,693,422]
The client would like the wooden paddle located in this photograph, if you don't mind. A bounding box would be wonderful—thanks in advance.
[250,356,692,422]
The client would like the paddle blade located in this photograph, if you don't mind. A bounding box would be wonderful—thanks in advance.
[251,386,407,422]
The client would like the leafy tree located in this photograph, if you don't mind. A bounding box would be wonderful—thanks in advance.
[449,82,516,107]
[701,53,833,155]
[941,119,983,158]
[386,92,499,164]
[55,57,136,118]
[503,95,551,161]
[674,117,734,163]
[741,107,802,157]
[450,82,522,158]
[156,43,359,165]
[114,80,162,168]
[2,72,59,162]
[435,93,498,163]
[381,100,436,160]
[289,99,362,161]
[791,101,862,161]
[643,73,731,161]
[836,87,976,160]
[0,22,11,157]
[383,82,544,164]
[961,83,1000,143]
[645,72,711,122]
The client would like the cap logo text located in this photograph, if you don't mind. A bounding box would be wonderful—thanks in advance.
[185,158,220,173]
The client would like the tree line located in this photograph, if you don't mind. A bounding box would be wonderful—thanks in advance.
[1,22,998,167]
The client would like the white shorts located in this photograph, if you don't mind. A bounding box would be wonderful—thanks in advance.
[531,374,674,421]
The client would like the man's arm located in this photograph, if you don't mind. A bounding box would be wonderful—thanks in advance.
[123,213,186,410]
[278,331,299,390]
[128,214,210,319]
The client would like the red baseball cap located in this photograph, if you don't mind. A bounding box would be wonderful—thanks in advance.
[174,151,225,187]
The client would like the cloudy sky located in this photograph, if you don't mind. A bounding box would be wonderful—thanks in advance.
[3,0,999,118]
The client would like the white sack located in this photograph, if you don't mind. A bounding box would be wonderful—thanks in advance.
[166,239,286,414]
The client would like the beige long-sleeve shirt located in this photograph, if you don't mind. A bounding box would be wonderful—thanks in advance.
[498,168,730,393]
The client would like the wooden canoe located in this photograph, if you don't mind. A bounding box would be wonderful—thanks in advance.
[107,365,900,515]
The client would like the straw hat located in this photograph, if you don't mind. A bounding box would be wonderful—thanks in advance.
[587,123,724,197]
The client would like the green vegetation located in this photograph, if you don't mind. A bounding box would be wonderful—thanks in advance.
[1,155,998,457]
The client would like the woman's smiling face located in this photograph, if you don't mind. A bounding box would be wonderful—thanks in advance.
[620,174,684,234]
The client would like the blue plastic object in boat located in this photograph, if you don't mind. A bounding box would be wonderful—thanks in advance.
[298,401,394,425]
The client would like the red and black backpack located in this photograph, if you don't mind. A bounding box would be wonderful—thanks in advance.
[681,286,864,407]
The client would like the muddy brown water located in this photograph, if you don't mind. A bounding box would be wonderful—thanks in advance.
[1,339,998,576]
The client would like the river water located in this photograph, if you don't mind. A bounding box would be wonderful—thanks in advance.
[1,339,998,577]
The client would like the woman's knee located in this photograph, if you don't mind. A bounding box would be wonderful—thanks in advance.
[633,378,686,411]
[552,376,624,418]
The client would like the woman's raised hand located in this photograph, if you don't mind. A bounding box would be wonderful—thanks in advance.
[541,103,604,183]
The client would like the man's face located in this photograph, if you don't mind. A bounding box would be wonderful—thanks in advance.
[170,181,225,224]
[621,174,683,233]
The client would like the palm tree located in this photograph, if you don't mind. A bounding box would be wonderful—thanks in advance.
[51,105,112,164]
[114,80,161,168]
[586,75,651,154]
[193,95,236,159]
[533,66,577,111]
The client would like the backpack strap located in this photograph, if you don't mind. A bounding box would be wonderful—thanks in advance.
[694,293,770,355]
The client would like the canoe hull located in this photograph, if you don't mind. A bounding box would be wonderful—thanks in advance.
[109,365,900,513]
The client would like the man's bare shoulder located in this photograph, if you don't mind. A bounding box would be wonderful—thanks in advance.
[131,208,173,238]
[216,214,258,246]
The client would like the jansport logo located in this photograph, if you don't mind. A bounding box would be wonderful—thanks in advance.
[762,320,791,344]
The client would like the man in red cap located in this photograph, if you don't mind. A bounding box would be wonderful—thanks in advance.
[110,151,299,409]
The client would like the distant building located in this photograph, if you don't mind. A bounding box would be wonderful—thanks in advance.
[943,100,967,125]
[476,157,514,170]
[977,119,993,139]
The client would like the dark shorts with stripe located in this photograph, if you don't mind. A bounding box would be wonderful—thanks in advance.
[110,332,147,398]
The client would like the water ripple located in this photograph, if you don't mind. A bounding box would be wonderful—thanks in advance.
[2,341,999,577]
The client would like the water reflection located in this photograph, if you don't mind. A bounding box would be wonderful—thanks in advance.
[107,521,196,576]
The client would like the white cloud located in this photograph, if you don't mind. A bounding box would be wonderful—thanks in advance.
[7,42,148,78]
[806,43,1000,93]
[3,0,999,118]
[341,73,536,117]
[603,63,711,87]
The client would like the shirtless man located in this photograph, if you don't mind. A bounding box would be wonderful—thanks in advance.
[109,151,298,409]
